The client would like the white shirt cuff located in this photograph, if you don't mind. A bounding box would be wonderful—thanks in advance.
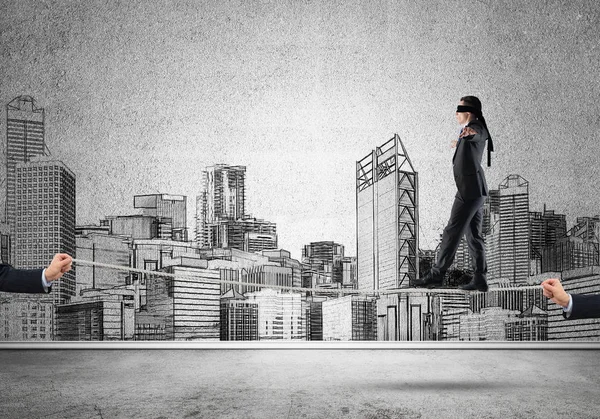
[41,268,52,292]
[563,294,573,317]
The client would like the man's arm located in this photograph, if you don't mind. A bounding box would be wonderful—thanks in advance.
[0,264,46,293]
[460,122,486,143]
[566,294,600,320]
[0,253,72,294]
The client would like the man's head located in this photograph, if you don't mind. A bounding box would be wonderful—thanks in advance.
[456,95,482,126]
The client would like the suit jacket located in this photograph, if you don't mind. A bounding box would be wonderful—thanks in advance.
[0,264,49,294]
[453,119,489,200]
[562,294,600,320]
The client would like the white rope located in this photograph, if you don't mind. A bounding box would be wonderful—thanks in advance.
[71,258,543,296]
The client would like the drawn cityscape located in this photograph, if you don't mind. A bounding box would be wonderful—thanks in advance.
[0,95,599,342]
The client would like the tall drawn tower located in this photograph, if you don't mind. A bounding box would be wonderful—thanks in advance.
[356,134,419,291]
[195,164,246,247]
[487,174,530,286]
[5,96,50,264]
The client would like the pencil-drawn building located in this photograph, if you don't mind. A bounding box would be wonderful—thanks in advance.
[302,241,345,285]
[2,156,77,341]
[75,232,131,295]
[322,295,377,341]
[5,96,49,264]
[542,236,599,273]
[196,164,278,252]
[56,288,136,341]
[0,298,53,341]
[133,194,189,241]
[487,175,530,286]
[220,288,258,340]
[530,206,567,275]
[245,288,307,340]
[142,264,221,340]
[356,134,419,291]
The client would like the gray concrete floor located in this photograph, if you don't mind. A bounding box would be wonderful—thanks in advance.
[1,349,599,419]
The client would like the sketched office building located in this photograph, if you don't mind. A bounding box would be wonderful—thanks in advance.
[356,134,419,290]
[487,175,530,286]
[0,155,76,341]
[55,288,136,341]
[134,194,188,241]
[542,217,599,273]
[322,295,377,341]
[14,156,76,303]
[302,241,345,285]
[220,288,258,341]
[5,96,53,268]
[196,164,277,252]
[529,206,567,275]
[143,264,221,341]
[245,289,307,340]
[356,135,420,341]
[195,164,245,247]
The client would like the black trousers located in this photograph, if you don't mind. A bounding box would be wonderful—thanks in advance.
[431,192,487,282]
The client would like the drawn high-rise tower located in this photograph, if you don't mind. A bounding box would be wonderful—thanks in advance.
[195,164,246,247]
[529,205,567,275]
[15,157,76,303]
[5,96,49,264]
[487,174,530,286]
[195,164,277,252]
[356,134,419,290]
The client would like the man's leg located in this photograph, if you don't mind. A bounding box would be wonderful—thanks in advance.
[464,197,487,284]
[431,193,482,277]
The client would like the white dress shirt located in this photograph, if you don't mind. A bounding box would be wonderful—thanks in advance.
[41,268,52,293]
[563,294,573,317]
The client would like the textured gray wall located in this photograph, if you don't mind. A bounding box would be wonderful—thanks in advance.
[1,0,599,258]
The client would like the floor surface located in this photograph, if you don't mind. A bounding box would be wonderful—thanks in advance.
[1,349,599,418]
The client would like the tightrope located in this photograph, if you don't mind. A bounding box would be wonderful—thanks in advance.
[71,258,544,296]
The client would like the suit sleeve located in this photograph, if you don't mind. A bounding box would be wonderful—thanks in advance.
[562,294,600,320]
[460,122,487,143]
[0,264,47,294]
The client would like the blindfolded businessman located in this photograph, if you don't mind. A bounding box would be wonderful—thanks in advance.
[414,95,494,291]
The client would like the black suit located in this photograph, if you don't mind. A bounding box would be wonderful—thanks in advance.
[431,119,490,282]
[452,119,489,200]
[563,294,600,320]
[0,264,49,294]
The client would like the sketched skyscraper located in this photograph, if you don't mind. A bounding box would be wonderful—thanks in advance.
[196,164,246,247]
[356,134,419,290]
[8,156,76,341]
[5,96,49,263]
[15,157,76,300]
[487,175,530,286]
[529,205,567,275]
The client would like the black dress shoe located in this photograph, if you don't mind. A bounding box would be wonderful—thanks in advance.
[414,271,444,288]
[460,280,488,292]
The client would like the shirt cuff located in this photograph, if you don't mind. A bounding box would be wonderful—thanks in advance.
[563,294,573,317]
[41,268,52,293]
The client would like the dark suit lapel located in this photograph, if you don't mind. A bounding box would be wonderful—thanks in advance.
[453,120,481,163]
[452,127,464,163]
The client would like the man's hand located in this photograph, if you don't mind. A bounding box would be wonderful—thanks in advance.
[541,278,570,308]
[459,126,478,138]
[45,253,73,282]
[451,139,458,148]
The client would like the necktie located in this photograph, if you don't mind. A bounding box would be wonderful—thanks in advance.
[457,127,464,147]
